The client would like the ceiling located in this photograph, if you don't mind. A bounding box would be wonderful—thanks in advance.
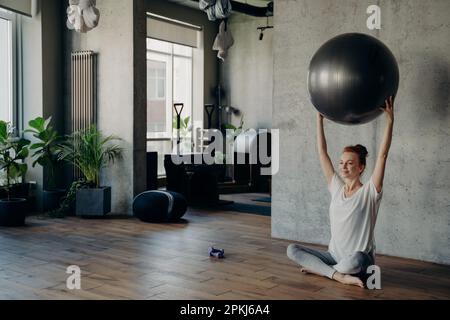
[167,0,273,16]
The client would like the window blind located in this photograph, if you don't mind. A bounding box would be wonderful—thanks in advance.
[147,13,201,48]
[0,0,32,17]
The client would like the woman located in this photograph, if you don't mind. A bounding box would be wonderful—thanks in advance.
[287,96,395,288]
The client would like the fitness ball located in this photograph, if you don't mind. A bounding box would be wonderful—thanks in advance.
[308,33,399,125]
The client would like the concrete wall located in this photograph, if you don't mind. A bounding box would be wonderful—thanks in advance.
[221,14,273,129]
[41,0,64,137]
[133,0,147,198]
[64,0,135,214]
[272,0,450,265]
[41,0,64,191]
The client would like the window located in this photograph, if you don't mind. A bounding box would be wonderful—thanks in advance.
[147,38,195,175]
[146,14,204,177]
[148,60,166,101]
[147,38,193,140]
[0,8,16,127]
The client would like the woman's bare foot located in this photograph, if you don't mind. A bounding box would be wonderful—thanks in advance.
[332,272,364,288]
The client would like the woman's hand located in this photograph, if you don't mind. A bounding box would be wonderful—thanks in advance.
[373,95,395,193]
[317,112,324,122]
[381,96,395,124]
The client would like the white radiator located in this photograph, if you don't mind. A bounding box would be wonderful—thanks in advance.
[71,51,97,134]
[70,51,97,179]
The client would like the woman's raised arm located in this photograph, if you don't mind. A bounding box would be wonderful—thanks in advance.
[317,113,335,185]
[372,96,395,193]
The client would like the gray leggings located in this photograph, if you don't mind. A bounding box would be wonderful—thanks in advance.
[287,244,374,279]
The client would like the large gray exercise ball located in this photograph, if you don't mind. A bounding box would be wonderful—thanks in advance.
[308,33,399,125]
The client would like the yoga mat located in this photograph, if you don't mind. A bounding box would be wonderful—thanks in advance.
[222,202,271,216]
[252,197,271,203]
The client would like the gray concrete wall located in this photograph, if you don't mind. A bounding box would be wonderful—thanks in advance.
[272,0,450,265]
[41,0,63,138]
[64,0,135,214]
[221,14,273,129]
[41,0,64,190]
[133,0,147,197]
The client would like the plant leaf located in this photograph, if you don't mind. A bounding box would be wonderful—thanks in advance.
[223,124,237,130]
[28,117,45,131]
[0,121,8,140]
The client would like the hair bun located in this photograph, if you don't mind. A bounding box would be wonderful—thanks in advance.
[355,144,368,157]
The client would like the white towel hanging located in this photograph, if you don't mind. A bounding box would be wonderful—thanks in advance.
[67,0,100,33]
[213,20,234,61]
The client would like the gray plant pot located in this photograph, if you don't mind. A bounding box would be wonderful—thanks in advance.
[76,186,111,217]
[0,198,27,226]
[43,189,66,212]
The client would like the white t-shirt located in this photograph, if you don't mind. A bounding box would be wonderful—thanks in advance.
[328,173,383,262]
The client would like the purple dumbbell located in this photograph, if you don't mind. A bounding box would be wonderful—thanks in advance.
[208,246,225,259]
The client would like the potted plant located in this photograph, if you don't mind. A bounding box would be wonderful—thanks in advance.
[0,120,31,226]
[221,115,245,181]
[25,117,66,212]
[59,126,123,217]
[222,114,245,140]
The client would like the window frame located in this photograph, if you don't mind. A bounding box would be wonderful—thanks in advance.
[0,9,17,130]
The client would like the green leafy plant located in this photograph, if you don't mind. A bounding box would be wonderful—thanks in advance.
[25,117,64,190]
[49,180,88,218]
[58,126,123,188]
[218,115,245,166]
[0,121,30,199]
[173,116,193,153]
[173,116,191,137]
[223,114,245,139]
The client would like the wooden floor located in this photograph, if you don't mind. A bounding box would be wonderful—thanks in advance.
[0,195,449,300]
